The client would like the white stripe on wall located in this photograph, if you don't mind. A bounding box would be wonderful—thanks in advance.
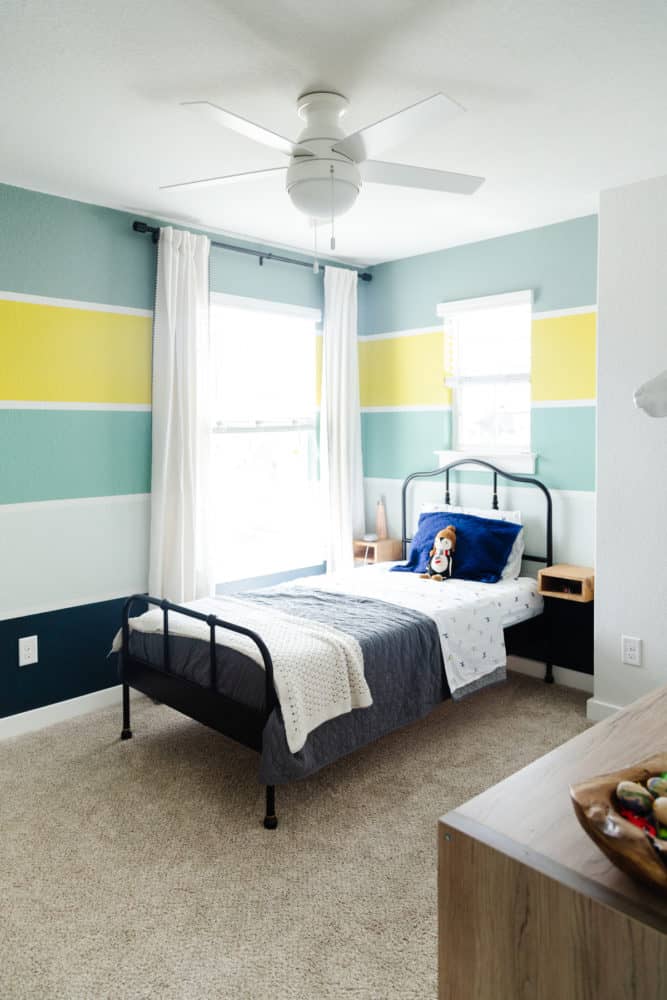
[0,400,152,412]
[359,325,443,341]
[0,493,150,620]
[364,476,596,568]
[361,404,452,413]
[532,305,597,320]
[531,399,596,408]
[0,289,153,318]
[360,401,593,414]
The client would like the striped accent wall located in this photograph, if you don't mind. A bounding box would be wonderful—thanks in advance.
[0,289,153,622]
[358,215,598,566]
[357,307,596,491]
[0,181,326,721]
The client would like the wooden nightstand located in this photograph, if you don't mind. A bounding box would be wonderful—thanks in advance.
[538,565,595,679]
[353,538,403,565]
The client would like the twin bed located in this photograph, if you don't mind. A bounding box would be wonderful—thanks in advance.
[115,460,553,828]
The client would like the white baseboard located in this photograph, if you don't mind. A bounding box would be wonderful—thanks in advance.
[0,685,123,741]
[507,655,594,694]
[586,697,621,722]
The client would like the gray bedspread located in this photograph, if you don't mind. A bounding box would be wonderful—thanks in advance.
[128,587,495,783]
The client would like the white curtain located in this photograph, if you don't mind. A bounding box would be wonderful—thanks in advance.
[320,265,365,573]
[148,226,212,601]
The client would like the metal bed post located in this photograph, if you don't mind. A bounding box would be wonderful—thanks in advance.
[120,594,280,829]
[255,633,279,830]
[121,600,133,740]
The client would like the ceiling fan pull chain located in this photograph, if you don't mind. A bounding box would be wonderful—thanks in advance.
[330,164,336,251]
[313,220,319,274]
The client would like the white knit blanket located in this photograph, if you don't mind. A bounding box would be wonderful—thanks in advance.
[112,595,370,754]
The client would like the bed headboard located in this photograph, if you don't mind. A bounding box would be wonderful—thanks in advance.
[400,459,553,566]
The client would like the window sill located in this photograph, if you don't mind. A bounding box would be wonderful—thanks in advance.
[434,450,537,475]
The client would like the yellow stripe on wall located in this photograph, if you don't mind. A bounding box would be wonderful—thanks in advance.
[531,311,596,402]
[358,331,452,409]
[0,298,152,405]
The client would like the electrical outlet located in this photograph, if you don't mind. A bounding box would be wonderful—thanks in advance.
[18,635,38,667]
[621,634,642,667]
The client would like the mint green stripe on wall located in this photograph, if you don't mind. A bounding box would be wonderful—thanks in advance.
[359,215,598,336]
[362,406,595,491]
[361,410,452,480]
[0,410,151,503]
[532,405,596,492]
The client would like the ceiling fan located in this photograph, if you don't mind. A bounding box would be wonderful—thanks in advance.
[162,91,485,246]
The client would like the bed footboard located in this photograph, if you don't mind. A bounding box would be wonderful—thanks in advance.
[119,595,279,830]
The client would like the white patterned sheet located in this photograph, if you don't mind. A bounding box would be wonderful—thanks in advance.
[297,566,543,698]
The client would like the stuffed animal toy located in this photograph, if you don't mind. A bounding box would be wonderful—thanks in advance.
[420,525,456,581]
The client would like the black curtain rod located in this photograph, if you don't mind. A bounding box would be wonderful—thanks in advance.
[132,221,372,282]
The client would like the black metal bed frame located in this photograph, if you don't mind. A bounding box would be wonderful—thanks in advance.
[401,457,554,682]
[119,459,554,831]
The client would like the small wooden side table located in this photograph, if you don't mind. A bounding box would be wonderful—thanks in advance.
[538,564,595,680]
[352,538,403,565]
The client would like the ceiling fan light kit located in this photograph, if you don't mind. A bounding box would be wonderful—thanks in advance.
[165,89,485,249]
[286,93,360,220]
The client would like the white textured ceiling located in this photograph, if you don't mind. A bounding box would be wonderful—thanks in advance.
[2,0,667,264]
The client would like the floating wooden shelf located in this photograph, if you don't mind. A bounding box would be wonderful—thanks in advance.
[538,564,594,603]
[352,538,403,565]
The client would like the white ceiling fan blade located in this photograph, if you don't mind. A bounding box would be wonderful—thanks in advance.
[160,166,287,191]
[361,160,485,195]
[333,93,464,163]
[182,101,313,157]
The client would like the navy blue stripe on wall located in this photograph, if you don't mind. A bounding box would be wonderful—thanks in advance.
[0,599,127,719]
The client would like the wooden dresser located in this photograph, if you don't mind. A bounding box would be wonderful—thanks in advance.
[438,685,667,1000]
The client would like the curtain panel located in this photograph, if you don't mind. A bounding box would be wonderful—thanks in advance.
[148,226,212,602]
[320,265,365,572]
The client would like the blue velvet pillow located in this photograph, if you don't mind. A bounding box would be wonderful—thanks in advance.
[392,511,522,584]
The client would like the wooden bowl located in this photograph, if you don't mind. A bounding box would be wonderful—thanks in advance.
[570,753,667,894]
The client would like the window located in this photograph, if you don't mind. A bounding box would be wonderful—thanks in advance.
[438,291,532,456]
[210,294,322,583]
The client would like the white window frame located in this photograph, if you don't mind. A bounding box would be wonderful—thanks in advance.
[436,290,536,474]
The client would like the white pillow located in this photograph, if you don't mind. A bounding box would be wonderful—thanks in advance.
[418,503,524,580]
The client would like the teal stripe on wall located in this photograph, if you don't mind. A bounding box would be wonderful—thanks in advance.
[532,405,596,492]
[0,184,156,310]
[361,405,595,491]
[361,410,452,480]
[360,215,598,335]
[0,410,151,503]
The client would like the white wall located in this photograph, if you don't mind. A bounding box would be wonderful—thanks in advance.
[592,173,667,718]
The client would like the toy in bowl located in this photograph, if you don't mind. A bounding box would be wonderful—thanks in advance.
[570,753,667,894]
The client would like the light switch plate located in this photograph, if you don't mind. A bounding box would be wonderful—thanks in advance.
[621,634,642,667]
[18,635,38,667]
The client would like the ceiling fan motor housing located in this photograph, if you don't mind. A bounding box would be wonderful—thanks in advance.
[286,92,361,219]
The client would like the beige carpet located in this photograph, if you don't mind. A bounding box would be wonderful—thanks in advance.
[0,674,589,1000]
